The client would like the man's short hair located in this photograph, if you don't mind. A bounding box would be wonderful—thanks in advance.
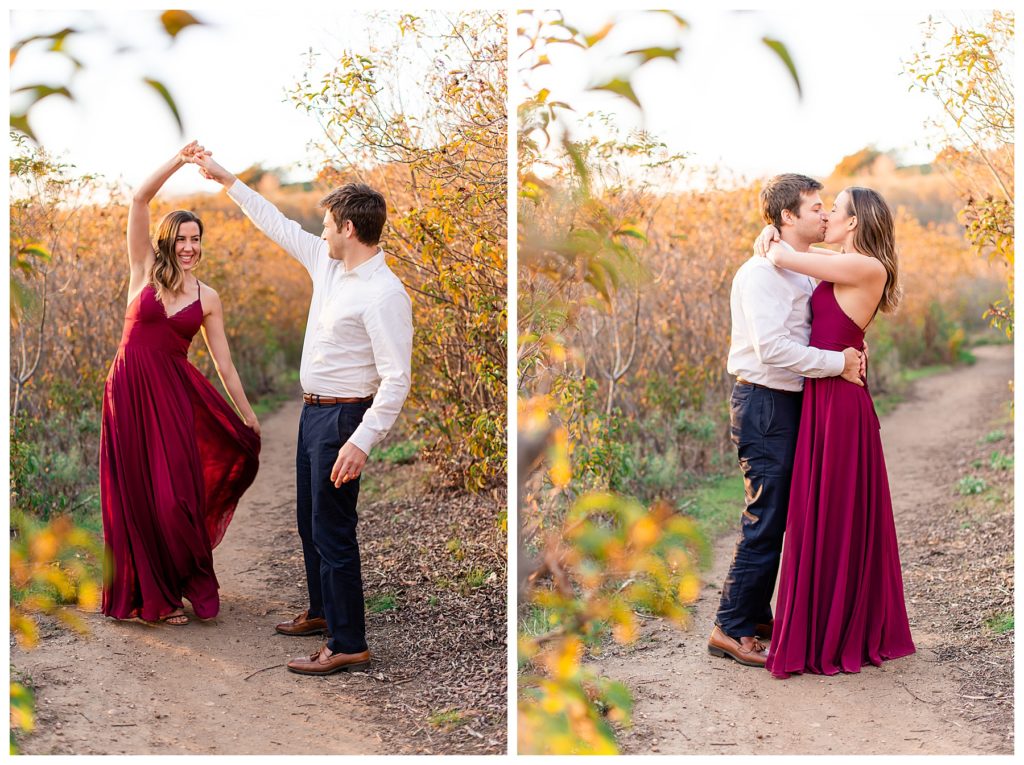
[760,174,823,229]
[320,183,387,246]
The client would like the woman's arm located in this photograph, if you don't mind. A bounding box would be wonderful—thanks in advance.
[754,225,838,258]
[199,286,260,436]
[127,141,208,287]
[766,240,886,286]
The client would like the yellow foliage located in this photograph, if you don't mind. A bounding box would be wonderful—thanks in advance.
[548,427,572,488]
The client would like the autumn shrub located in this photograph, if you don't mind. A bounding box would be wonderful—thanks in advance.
[289,11,507,491]
[905,11,1014,337]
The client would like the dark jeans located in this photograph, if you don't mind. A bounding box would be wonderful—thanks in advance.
[715,381,802,639]
[295,400,372,654]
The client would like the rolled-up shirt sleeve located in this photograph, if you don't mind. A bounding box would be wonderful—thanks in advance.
[226,179,324,275]
[741,274,845,378]
[347,289,414,455]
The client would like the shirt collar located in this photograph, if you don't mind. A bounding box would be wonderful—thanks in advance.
[343,249,386,278]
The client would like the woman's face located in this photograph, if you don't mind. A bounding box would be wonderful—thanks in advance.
[175,221,202,270]
[823,190,855,246]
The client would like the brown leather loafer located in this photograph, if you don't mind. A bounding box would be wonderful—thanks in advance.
[707,625,767,667]
[275,610,328,636]
[755,620,774,640]
[286,645,371,676]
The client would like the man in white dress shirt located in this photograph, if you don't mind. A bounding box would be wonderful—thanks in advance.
[707,174,863,668]
[192,153,413,675]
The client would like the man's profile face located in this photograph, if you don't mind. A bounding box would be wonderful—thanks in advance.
[321,210,346,260]
[788,191,828,243]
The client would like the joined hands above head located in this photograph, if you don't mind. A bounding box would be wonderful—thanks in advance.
[177,140,210,165]
[181,146,237,188]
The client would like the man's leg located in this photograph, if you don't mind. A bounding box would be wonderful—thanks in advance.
[309,403,368,655]
[295,407,325,619]
[715,384,800,640]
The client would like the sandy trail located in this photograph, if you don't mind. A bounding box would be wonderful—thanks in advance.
[592,344,1012,755]
[13,400,389,755]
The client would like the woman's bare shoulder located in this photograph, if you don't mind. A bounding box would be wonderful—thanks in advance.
[198,280,222,311]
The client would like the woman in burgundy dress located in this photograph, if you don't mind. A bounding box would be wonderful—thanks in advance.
[754,186,915,677]
[100,141,260,625]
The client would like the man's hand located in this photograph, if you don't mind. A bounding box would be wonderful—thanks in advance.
[330,441,368,488]
[754,224,780,257]
[177,140,209,164]
[841,347,865,387]
[188,152,236,188]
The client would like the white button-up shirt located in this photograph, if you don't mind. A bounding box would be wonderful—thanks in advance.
[727,255,845,391]
[227,179,413,456]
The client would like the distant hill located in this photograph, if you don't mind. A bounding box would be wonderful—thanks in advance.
[826,147,962,226]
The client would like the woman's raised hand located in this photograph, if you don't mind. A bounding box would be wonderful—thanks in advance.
[753,224,781,258]
[177,140,210,164]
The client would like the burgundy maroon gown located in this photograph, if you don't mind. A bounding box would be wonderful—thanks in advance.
[766,281,915,678]
[100,282,260,621]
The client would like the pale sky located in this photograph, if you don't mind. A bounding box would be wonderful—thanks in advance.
[9,9,447,195]
[519,8,987,184]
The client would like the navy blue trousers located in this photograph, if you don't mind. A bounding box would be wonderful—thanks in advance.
[295,400,372,654]
[715,381,802,639]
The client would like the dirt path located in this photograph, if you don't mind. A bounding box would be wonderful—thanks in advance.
[591,344,1013,755]
[14,402,392,755]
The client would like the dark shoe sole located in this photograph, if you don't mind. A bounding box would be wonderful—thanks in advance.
[286,661,371,676]
[275,626,328,636]
[707,644,765,668]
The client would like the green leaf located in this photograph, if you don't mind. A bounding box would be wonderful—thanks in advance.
[143,77,184,133]
[10,113,36,142]
[16,244,51,266]
[614,226,647,241]
[625,46,683,66]
[762,37,802,98]
[589,77,640,109]
[160,10,203,39]
[10,27,76,66]
[600,679,634,716]
[13,84,73,107]
[11,278,32,324]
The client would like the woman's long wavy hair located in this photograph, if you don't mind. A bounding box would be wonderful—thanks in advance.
[151,210,203,304]
[844,186,902,314]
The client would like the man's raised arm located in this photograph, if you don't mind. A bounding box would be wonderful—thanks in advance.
[191,153,323,272]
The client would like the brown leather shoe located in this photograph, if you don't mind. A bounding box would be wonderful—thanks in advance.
[707,625,767,667]
[755,620,774,640]
[275,610,328,636]
[286,645,371,676]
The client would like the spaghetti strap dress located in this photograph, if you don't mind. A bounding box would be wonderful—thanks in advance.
[99,281,260,620]
[766,281,915,678]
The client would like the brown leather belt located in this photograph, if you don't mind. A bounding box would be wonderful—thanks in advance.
[735,378,801,395]
[302,393,373,406]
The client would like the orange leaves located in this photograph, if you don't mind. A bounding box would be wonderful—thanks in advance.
[10,510,103,650]
[518,486,705,753]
